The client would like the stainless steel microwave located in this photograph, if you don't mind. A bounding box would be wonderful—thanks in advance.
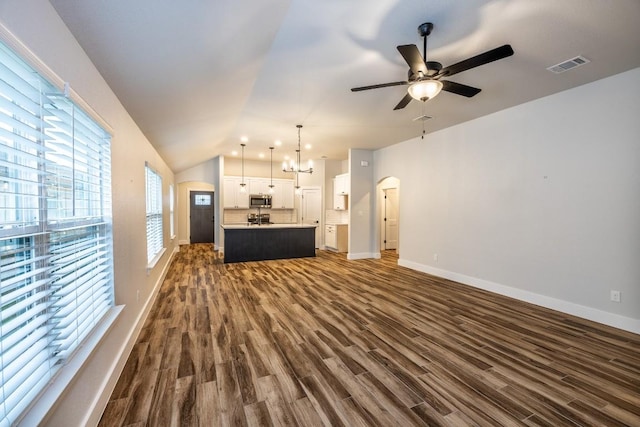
[249,194,272,208]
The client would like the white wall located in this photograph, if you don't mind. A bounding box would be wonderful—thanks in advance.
[374,68,640,332]
[348,149,376,259]
[0,1,179,425]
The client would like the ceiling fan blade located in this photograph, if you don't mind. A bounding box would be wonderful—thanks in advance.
[397,44,428,75]
[393,93,413,110]
[351,81,408,92]
[441,80,481,97]
[439,44,514,77]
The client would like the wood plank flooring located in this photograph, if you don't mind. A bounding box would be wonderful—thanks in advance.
[99,244,640,426]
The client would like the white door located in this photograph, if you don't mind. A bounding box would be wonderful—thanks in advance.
[301,187,322,248]
[384,188,399,250]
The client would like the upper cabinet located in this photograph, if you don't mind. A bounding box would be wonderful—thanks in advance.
[333,192,346,210]
[248,178,270,195]
[224,176,294,209]
[334,173,350,196]
[271,179,295,209]
[223,176,249,209]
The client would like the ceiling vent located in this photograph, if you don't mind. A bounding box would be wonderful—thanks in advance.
[547,56,590,74]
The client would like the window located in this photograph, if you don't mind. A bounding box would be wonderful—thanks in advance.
[0,41,114,424]
[145,164,163,265]
[169,184,175,238]
[195,194,211,205]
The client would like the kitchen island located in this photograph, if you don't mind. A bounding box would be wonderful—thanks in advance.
[222,224,317,263]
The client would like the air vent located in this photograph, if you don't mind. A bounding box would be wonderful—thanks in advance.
[413,115,432,122]
[547,56,590,74]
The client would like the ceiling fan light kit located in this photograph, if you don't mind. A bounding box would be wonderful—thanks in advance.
[408,79,443,102]
[351,22,514,110]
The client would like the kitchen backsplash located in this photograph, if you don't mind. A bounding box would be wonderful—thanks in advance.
[326,209,348,224]
[224,209,297,224]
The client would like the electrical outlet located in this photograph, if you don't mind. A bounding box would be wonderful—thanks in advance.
[433,253,438,262]
[610,290,621,303]
[136,290,140,302]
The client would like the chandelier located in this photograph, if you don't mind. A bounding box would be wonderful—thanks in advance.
[282,124,313,175]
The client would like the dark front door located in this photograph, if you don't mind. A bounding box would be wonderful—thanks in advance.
[190,191,215,243]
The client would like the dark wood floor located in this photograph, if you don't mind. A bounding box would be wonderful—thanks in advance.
[99,244,640,426]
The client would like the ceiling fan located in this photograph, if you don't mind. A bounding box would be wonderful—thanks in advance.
[351,22,514,110]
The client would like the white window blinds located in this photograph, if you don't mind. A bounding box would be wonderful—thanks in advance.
[0,41,114,425]
[145,164,163,264]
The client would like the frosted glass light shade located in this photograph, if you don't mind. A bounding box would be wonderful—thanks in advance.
[408,80,443,102]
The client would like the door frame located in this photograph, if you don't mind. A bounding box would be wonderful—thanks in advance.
[382,187,399,251]
[299,186,323,248]
[376,177,400,255]
[184,185,216,247]
[189,190,215,244]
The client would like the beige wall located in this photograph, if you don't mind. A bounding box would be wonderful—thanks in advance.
[225,157,293,179]
[0,2,178,425]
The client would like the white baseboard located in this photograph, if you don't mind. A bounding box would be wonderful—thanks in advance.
[347,252,379,260]
[86,246,179,426]
[179,239,190,245]
[398,258,640,335]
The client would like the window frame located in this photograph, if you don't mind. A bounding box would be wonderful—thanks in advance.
[169,184,175,239]
[145,162,164,269]
[0,27,119,426]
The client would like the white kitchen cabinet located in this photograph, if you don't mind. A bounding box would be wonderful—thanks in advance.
[333,191,347,210]
[223,176,249,208]
[224,176,294,209]
[334,173,349,196]
[271,179,295,209]
[248,177,270,195]
[325,224,348,252]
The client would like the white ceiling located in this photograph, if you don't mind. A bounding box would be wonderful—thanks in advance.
[50,0,640,172]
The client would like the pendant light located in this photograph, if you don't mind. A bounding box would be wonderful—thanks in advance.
[239,143,247,193]
[268,146,275,193]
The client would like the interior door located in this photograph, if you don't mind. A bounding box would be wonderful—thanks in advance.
[301,188,322,248]
[190,191,215,243]
[384,188,398,250]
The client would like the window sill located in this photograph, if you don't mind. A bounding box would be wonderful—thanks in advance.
[146,247,166,275]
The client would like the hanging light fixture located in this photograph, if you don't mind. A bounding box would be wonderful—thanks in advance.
[407,79,443,102]
[239,143,247,193]
[294,172,301,196]
[282,124,313,175]
[268,146,275,194]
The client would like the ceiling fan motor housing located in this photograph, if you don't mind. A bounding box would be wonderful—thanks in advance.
[418,22,434,37]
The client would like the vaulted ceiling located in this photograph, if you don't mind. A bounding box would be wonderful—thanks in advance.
[50,0,640,172]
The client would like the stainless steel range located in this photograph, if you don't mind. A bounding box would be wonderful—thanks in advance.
[247,213,272,225]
